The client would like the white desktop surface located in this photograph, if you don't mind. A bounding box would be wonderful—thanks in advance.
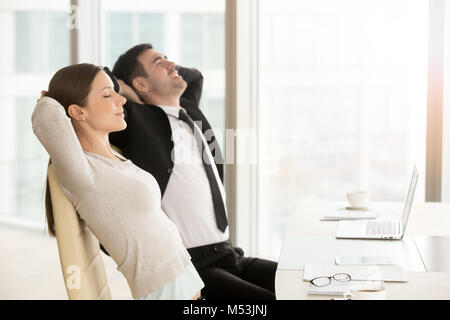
[283,201,450,236]
[275,270,450,300]
[275,201,450,300]
[277,234,425,271]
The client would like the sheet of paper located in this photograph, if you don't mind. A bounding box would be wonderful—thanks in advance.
[320,210,377,221]
[303,264,408,282]
[335,256,395,265]
[306,280,384,296]
[307,282,352,296]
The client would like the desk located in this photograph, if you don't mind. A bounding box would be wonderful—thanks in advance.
[283,201,450,236]
[275,201,450,299]
[276,270,450,299]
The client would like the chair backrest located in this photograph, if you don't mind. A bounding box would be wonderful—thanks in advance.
[47,164,112,300]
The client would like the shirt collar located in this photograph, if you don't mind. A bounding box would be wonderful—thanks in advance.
[156,105,187,119]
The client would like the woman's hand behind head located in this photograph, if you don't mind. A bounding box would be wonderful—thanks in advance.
[37,90,48,103]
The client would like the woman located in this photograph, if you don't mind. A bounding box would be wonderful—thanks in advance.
[32,63,203,300]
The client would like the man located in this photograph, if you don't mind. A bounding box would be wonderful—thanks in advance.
[106,43,277,300]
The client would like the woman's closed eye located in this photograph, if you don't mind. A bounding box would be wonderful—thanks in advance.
[104,95,111,98]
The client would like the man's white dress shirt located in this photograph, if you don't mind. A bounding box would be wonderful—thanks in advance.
[157,105,229,249]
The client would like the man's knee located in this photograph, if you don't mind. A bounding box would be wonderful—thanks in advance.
[199,267,225,282]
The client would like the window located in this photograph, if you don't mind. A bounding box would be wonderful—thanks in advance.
[104,12,165,69]
[257,0,429,259]
[102,0,226,146]
[15,11,70,73]
[0,1,70,226]
[0,0,225,229]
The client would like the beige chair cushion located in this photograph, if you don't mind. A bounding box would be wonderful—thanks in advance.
[47,164,112,300]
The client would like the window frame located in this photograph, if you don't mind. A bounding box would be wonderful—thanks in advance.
[228,0,450,259]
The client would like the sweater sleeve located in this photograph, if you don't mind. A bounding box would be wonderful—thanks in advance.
[31,97,95,196]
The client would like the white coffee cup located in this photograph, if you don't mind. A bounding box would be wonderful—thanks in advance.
[346,191,369,208]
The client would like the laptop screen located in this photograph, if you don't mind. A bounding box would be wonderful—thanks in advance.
[401,165,419,231]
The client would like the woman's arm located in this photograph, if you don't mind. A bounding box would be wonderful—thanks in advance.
[32,96,94,196]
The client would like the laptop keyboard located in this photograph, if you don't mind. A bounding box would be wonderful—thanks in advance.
[365,221,399,236]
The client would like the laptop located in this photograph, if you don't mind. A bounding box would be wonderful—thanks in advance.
[336,165,418,240]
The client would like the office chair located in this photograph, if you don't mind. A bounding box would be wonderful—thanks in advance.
[47,163,112,300]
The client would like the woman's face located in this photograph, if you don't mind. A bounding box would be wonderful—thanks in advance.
[83,70,127,133]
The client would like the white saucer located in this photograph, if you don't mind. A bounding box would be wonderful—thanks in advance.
[345,206,369,211]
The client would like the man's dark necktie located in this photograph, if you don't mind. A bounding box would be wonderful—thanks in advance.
[178,109,228,232]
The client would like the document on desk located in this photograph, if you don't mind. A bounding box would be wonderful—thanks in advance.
[303,264,408,282]
[307,281,352,296]
[320,210,377,221]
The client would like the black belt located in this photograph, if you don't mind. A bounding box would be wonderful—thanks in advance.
[187,241,232,260]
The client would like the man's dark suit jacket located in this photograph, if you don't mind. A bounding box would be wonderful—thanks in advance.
[108,67,224,198]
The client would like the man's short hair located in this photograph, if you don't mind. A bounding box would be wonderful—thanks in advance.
[112,43,153,88]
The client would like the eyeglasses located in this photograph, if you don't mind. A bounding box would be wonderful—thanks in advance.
[310,273,352,287]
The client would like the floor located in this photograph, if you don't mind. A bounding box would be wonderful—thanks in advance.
[0,224,132,300]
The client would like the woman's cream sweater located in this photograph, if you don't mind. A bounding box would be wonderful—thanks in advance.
[32,97,191,298]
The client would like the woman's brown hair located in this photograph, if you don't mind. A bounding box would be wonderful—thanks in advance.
[44,63,102,237]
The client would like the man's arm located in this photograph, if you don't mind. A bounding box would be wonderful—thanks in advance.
[176,66,204,109]
[117,79,144,105]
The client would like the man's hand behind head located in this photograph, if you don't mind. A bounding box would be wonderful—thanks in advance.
[117,79,144,104]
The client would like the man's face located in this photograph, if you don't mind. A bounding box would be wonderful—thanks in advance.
[136,48,187,97]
